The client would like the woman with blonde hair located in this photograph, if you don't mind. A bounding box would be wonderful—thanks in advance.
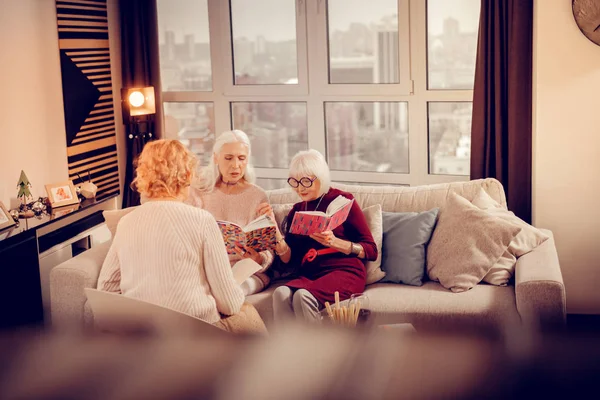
[98,139,266,334]
[188,130,274,296]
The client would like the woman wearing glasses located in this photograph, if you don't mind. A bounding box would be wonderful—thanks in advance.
[188,130,274,296]
[257,149,377,322]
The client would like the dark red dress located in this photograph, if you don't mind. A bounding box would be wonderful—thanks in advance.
[283,188,378,305]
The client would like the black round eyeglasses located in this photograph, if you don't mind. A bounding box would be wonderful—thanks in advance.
[287,176,317,188]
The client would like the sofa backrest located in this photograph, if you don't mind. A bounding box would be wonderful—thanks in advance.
[266,178,507,213]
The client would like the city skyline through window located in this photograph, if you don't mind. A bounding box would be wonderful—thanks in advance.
[157,0,479,188]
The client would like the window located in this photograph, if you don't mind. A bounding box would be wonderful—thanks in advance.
[157,0,480,190]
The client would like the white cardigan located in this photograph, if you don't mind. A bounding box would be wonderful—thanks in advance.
[98,201,244,324]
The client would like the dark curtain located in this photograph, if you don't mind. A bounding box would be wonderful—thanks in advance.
[119,0,162,208]
[470,0,534,223]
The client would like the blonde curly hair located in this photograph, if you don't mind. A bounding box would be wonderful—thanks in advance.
[133,139,198,200]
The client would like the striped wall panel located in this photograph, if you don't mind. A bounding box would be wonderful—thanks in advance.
[56,0,120,200]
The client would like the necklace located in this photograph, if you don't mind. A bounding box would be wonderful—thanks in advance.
[305,194,325,212]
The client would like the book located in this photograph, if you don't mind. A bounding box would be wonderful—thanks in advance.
[289,195,354,235]
[231,258,263,285]
[217,214,277,255]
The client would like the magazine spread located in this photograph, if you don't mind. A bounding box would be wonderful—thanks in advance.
[217,214,277,255]
[230,258,262,285]
[289,195,354,235]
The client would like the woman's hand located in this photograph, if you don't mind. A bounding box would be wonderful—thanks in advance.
[235,246,263,265]
[310,230,336,248]
[256,202,275,222]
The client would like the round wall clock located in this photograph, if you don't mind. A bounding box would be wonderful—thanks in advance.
[573,0,600,46]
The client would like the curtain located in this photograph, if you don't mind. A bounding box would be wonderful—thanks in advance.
[119,0,162,208]
[470,0,534,223]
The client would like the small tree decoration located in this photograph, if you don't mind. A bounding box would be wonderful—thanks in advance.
[16,170,33,205]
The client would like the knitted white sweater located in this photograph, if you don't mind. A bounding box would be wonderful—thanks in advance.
[97,201,244,324]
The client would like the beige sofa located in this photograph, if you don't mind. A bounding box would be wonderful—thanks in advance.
[50,179,566,335]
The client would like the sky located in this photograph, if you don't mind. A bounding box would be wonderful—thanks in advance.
[156,0,481,43]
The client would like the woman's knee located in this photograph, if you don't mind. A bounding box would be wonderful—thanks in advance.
[292,289,318,309]
[273,286,293,303]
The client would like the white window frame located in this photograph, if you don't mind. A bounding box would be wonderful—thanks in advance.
[160,0,474,188]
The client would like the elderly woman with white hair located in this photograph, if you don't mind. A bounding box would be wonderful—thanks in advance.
[258,149,378,323]
[188,130,274,296]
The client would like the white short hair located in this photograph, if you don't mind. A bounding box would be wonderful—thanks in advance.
[289,149,331,196]
[196,129,256,191]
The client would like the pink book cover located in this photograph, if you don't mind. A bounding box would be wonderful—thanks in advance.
[217,222,276,255]
[289,198,354,235]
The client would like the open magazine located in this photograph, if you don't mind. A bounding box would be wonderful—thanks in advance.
[289,195,354,235]
[230,258,263,285]
[217,214,277,255]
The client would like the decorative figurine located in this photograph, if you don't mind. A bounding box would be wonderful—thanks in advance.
[9,209,19,222]
[31,201,45,216]
[76,171,98,199]
[16,170,33,205]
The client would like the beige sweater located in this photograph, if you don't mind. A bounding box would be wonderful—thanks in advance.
[188,184,275,271]
[97,201,244,324]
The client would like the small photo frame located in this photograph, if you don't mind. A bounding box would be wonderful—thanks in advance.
[0,201,16,231]
[45,180,80,208]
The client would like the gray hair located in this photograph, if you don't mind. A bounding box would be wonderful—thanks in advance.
[196,129,256,191]
[289,149,331,196]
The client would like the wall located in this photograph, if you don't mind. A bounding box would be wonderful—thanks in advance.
[533,0,600,313]
[0,0,68,207]
[0,0,124,209]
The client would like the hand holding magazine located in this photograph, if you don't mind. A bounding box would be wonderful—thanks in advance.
[217,214,277,256]
[289,195,354,235]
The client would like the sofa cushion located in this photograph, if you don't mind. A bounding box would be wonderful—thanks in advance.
[363,281,521,333]
[247,280,520,333]
[103,208,136,238]
[426,193,521,293]
[266,178,507,214]
[380,208,439,286]
[472,188,550,286]
[362,204,385,284]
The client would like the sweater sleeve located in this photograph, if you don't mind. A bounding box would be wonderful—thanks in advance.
[98,242,122,293]
[201,215,244,316]
[344,196,378,262]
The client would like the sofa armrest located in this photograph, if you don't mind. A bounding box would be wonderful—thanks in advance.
[50,240,111,329]
[515,230,566,331]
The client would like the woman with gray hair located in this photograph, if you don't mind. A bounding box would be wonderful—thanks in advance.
[258,149,378,322]
[188,130,273,296]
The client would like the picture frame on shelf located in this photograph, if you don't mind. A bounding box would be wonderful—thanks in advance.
[0,201,17,231]
[45,180,80,208]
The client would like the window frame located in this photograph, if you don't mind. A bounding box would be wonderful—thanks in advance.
[159,0,475,188]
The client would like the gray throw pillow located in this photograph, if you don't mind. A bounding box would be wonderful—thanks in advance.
[381,208,439,286]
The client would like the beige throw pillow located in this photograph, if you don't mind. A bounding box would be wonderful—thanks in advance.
[472,188,550,286]
[426,193,521,293]
[361,204,385,285]
[103,207,136,238]
[272,203,294,232]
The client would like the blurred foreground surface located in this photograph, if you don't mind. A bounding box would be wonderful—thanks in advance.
[0,322,599,399]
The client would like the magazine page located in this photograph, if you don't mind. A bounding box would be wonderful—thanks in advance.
[217,221,245,255]
[243,214,276,232]
[325,195,352,216]
[231,258,262,285]
[244,225,277,252]
[325,198,354,231]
